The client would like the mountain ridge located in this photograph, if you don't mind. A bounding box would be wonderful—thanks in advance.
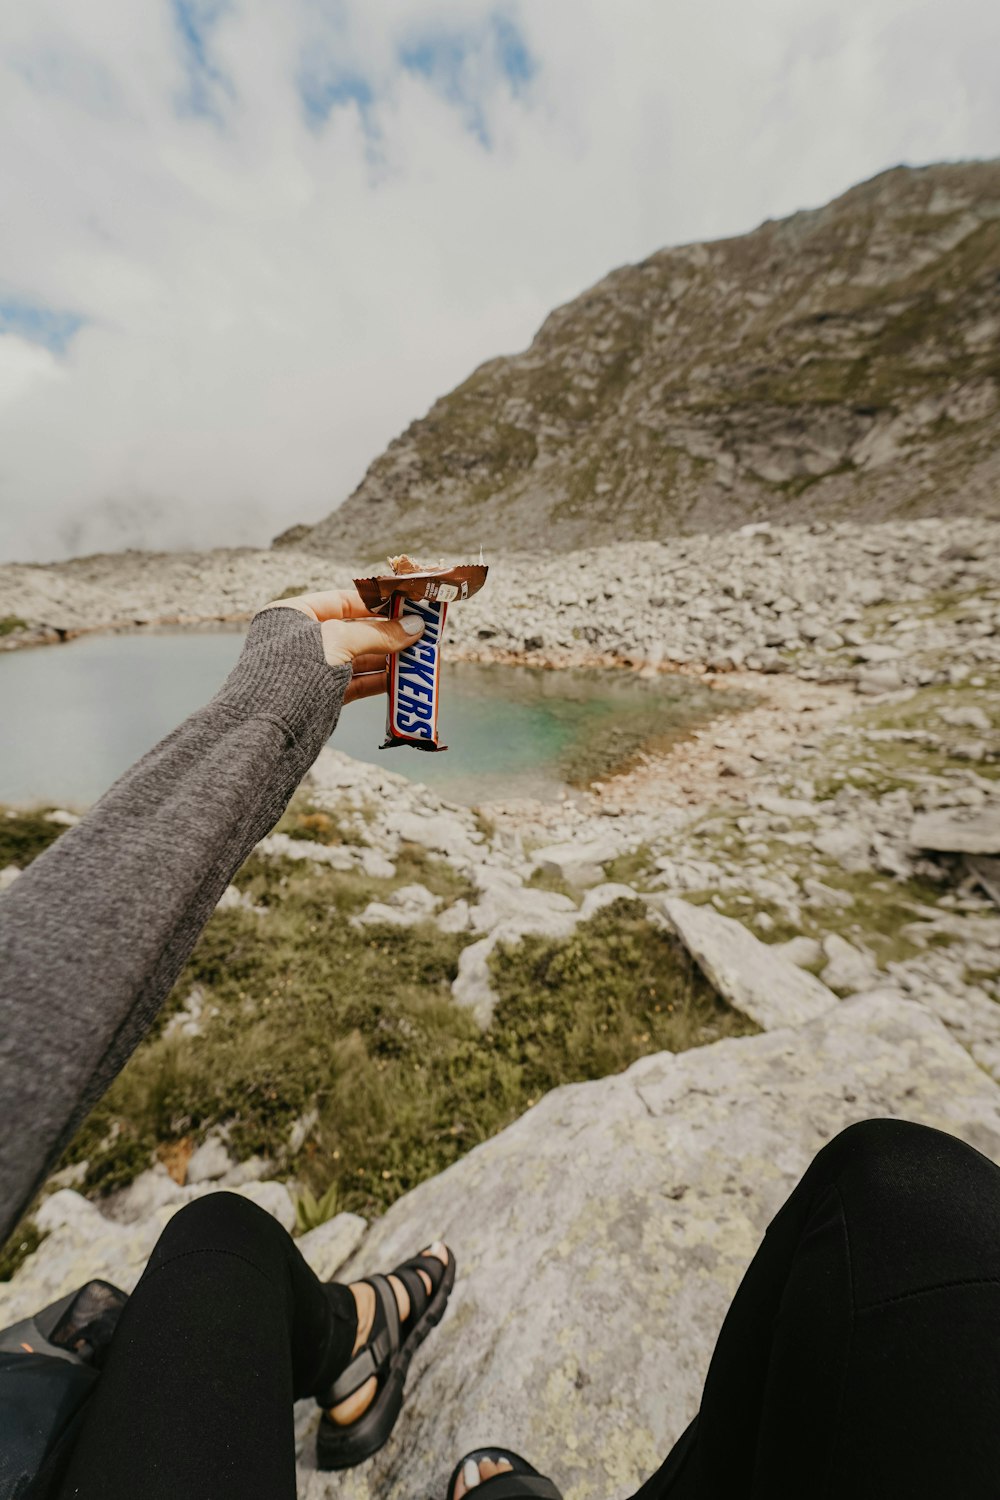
[296,159,1000,557]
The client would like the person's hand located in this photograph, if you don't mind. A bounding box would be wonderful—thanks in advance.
[262,588,423,705]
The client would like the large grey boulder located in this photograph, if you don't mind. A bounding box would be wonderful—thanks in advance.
[293,993,1000,1500]
[652,897,837,1029]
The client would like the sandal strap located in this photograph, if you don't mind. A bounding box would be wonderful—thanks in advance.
[325,1274,399,1405]
[396,1266,430,1322]
[395,1251,446,1299]
[474,1478,562,1500]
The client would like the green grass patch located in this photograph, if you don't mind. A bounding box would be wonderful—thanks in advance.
[683,890,805,945]
[488,899,758,1087]
[294,1181,342,1234]
[61,865,753,1217]
[603,844,656,888]
[0,809,66,868]
[275,798,369,848]
[0,616,28,637]
[810,871,951,965]
[0,1219,47,1282]
[526,865,579,901]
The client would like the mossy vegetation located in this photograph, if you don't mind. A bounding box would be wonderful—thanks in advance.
[488,900,758,1088]
[556,680,752,787]
[0,809,65,868]
[0,1219,46,1282]
[804,871,952,966]
[0,616,28,637]
[59,855,752,1216]
[604,844,657,888]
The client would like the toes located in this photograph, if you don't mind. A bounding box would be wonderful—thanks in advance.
[455,1458,478,1499]
[480,1460,513,1482]
[456,1458,513,1497]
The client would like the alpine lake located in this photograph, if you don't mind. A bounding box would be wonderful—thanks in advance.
[0,629,746,808]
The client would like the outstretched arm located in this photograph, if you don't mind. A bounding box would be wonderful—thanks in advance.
[0,593,422,1243]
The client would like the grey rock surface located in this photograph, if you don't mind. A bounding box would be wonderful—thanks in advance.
[654,897,837,1029]
[774,935,824,970]
[1,1180,299,1321]
[820,934,880,995]
[185,1133,234,1184]
[911,810,1000,855]
[295,1214,368,1281]
[293,993,1000,1500]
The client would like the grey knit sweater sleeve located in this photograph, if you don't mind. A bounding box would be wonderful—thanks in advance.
[0,608,351,1244]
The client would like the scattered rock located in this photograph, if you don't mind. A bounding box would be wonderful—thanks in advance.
[803,879,854,911]
[653,898,837,1029]
[775,936,823,970]
[579,883,642,919]
[353,883,440,929]
[820,934,880,995]
[812,826,871,872]
[938,706,992,732]
[856,666,904,695]
[185,1134,234,1185]
[532,836,624,887]
[296,1213,368,1281]
[911,810,1000,856]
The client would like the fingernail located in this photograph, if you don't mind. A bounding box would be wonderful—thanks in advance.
[402,615,424,635]
[463,1460,481,1490]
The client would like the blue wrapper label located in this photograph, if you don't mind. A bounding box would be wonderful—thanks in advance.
[384,594,448,751]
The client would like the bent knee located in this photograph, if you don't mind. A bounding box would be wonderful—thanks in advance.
[819,1118,1000,1301]
[823,1117,1000,1220]
[152,1189,283,1262]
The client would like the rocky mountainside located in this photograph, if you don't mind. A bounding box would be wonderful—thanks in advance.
[299,160,1000,557]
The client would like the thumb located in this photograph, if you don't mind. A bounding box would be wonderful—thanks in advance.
[320,613,424,667]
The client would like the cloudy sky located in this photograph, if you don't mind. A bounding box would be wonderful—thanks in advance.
[1,0,998,562]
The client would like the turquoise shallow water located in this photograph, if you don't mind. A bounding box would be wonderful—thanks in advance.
[0,631,725,807]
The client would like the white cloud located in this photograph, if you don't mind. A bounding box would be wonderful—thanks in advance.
[0,0,998,561]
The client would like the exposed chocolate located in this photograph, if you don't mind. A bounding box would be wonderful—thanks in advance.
[354,563,488,614]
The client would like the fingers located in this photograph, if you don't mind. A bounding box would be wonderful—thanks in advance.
[262,587,381,622]
[343,650,390,705]
[304,588,380,623]
[352,651,390,676]
[344,670,388,705]
[321,613,424,668]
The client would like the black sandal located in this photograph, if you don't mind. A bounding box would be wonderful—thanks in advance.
[446,1448,563,1500]
[316,1247,456,1470]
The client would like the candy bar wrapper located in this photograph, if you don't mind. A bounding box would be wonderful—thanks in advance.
[383,594,449,752]
[354,563,487,613]
[355,558,488,753]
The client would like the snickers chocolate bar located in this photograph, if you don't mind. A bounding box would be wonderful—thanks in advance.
[353,555,489,752]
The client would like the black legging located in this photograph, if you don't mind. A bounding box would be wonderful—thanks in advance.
[640,1116,1000,1497]
[54,1119,1000,1498]
[54,1191,357,1498]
